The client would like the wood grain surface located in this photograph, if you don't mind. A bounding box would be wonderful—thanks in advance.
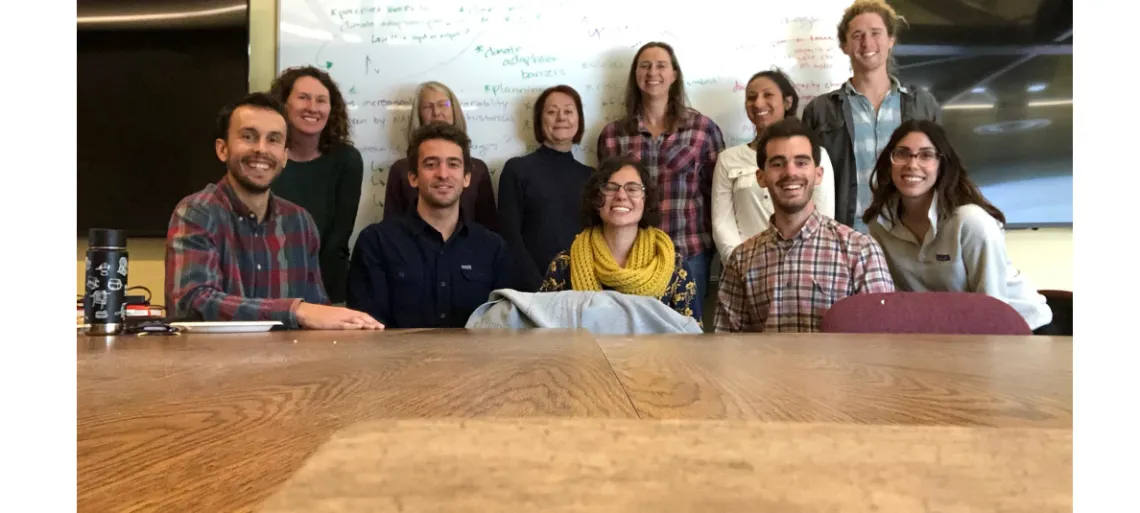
[256,418,1072,513]
[597,333,1073,427]
[78,330,1073,512]
[77,330,637,513]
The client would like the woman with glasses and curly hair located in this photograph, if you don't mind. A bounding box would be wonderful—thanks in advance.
[596,42,725,315]
[863,119,1054,334]
[539,155,700,323]
[268,66,362,304]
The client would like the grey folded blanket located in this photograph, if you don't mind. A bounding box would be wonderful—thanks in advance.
[465,289,703,335]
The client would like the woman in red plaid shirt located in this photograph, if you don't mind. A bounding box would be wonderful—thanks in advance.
[596,42,726,317]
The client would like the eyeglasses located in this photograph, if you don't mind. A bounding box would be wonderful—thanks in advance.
[599,182,646,198]
[420,99,452,112]
[889,148,939,165]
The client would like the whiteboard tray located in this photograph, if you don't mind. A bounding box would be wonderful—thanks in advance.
[169,321,283,333]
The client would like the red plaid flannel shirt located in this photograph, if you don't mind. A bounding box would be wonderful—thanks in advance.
[597,110,725,258]
[165,180,329,328]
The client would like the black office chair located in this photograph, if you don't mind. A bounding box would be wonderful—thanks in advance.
[1038,290,1073,336]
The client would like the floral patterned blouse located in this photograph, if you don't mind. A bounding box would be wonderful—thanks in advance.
[539,250,702,323]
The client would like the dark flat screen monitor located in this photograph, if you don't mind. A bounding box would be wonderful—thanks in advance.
[892,0,1072,228]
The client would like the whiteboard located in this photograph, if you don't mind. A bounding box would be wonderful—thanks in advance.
[277,0,855,246]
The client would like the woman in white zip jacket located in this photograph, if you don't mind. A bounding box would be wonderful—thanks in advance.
[711,69,835,263]
[862,119,1054,333]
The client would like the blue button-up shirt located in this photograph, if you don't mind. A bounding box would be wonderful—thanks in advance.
[346,210,510,328]
[845,77,903,234]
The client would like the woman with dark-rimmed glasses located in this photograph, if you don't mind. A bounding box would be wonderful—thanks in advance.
[863,120,1055,334]
[539,155,700,323]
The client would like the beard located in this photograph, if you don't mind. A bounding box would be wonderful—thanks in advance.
[771,177,814,214]
[226,153,280,194]
[419,181,463,209]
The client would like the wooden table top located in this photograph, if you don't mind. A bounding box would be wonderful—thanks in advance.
[598,333,1073,427]
[77,329,1072,513]
[257,419,1072,513]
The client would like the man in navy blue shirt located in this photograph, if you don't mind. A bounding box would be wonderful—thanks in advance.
[347,122,510,328]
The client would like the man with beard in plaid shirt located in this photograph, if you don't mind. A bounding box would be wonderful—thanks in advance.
[715,119,894,333]
[165,92,382,330]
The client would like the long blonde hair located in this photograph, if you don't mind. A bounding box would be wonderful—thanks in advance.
[406,81,467,143]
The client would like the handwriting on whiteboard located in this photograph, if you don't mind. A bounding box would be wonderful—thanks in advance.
[283,0,859,240]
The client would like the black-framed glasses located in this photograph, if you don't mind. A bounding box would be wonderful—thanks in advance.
[600,182,646,198]
[889,148,940,165]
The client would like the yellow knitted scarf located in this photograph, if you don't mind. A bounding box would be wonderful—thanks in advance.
[569,226,675,299]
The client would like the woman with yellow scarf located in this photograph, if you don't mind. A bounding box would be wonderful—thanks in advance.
[539,156,700,322]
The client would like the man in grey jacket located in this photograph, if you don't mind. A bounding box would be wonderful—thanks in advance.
[802,0,941,232]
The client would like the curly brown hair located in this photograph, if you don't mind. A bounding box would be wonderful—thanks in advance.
[269,66,352,153]
[407,121,471,177]
[754,118,822,170]
[580,154,662,229]
[837,0,906,72]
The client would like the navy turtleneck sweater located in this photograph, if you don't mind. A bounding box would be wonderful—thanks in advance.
[496,144,594,291]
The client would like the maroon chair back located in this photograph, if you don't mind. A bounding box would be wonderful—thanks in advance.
[821,291,1032,335]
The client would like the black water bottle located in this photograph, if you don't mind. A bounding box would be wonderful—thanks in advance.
[83,228,129,335]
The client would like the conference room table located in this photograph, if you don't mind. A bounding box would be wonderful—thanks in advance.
[77,329,1073,512]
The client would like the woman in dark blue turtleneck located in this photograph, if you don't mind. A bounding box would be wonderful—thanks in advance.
[497,85,594,291]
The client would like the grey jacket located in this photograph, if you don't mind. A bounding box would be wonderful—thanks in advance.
[465,289,704,335]
[801,81,942,227]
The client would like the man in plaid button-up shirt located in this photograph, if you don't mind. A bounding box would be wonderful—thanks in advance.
[715,119,893,333]
[165,93,382,330]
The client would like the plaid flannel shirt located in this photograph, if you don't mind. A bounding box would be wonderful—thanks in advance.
[715,211,895,333]
[596,110,725,258]
[845,78,902,233]
[165,180,329,328]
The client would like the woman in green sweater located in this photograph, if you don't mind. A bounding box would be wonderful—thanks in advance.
[269,66,363,305]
